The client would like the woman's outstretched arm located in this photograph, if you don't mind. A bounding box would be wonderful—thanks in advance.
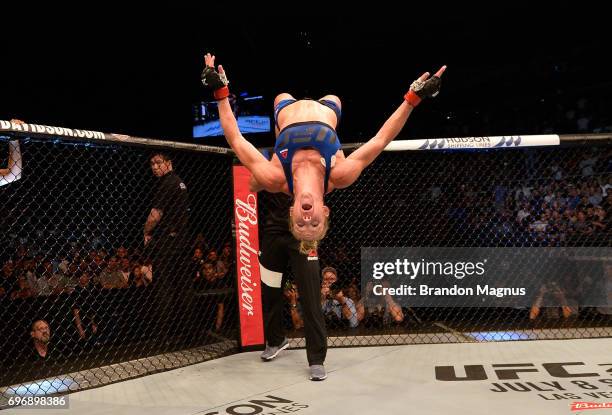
[332,66,446,189]
[202,53,282,191]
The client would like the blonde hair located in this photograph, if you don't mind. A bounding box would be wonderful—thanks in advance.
[288,214,330,255]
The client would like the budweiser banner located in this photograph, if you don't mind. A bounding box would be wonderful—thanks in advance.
[232,166,264,347]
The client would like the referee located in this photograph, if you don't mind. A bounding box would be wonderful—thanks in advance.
[144,152,189,347]
[258,190,328,381]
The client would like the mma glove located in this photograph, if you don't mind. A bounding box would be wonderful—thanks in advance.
[404,74,442,107]
[201,65,230,100]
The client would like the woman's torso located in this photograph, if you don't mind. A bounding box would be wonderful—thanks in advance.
[272,100,346,193]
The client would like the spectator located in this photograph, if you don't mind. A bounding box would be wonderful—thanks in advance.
[1,260,16,298]
[206,248,227,279]
[588,187,603,206]
[141,257,153,285]
[96,256,126,289]
[22,257,39,296]
[576,195,590,212]
[573,211,593,237]
[192,260,209,292]
[529,213,549,233]
[580,152,598,177]
[88,252,105,279]
[567,186,581,210]
[119,257,131,288]
[116,246,128,260]
[189,248,205,285]
[29,320,54,359]
[529,281,577,320]
[320,267,359,328]
[71,273,98,340]
[200,261,225,332]
[219,243,233,276]
[346,283,365,324]
[516,203,531,226]
[592,205,609,233]
[98,249,109,262]
[193,233,210,252]
[361,280,404,327]
[11,275,34,299]
[36,259,64,296]
[192,247,204,264]
[284,281,304,330]
[130,264,149,287]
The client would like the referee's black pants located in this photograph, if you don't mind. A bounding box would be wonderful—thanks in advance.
[259,231,327,366]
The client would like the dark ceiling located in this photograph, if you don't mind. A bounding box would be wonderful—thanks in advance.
[1,4,608,142]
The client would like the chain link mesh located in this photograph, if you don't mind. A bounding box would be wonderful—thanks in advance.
[280,141,612,347]
[1,131,611,403]
[1,135,237,402]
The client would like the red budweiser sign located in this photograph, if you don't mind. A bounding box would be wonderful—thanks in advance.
[570,402,612,411]
[232,166,264,347]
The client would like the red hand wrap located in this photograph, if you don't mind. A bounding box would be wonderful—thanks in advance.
[214,86,230,100]
[404,90,421,107]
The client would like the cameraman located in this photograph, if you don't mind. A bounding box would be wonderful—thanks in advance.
[529,280,576,319]
[362,279,405,327]
[320,267,359,328]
